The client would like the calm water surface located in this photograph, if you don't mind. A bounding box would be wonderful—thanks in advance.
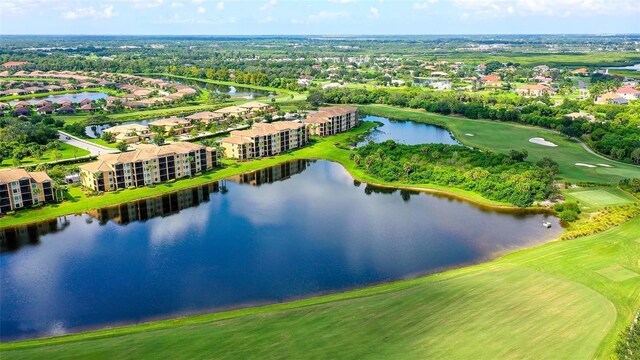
[0,160,560,341]
[156,76,273,99]
[359,115,459,146]
[10,92,108,106]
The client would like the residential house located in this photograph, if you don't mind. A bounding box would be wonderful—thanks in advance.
[596,93,629,105]
[480,73,502,87]
[0,169,55,214]
[79,142,218,192]
[616,87,640,100]
[565,112,596,122]
[103,124,155,144]
[149,117,195,135]
[515,84,552,97]
[56,105,75,114]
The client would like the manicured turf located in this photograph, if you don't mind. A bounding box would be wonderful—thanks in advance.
[359,105,640,184]
[2,215,638,359]
[0,143,90,168]
[563,187,637,208]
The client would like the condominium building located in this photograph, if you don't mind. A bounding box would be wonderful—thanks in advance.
[79,142,218,192]
[304,106,359,137]
[219,122,308,160]
[0,169,55,214]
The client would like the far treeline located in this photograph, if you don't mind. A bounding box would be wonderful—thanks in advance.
[311,88,640,164]
[354,141,557,207]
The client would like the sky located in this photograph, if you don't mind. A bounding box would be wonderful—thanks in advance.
[0,0,638,35]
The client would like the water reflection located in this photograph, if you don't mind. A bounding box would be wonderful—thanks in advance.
[358,115,460,146]
[0,160,561,341]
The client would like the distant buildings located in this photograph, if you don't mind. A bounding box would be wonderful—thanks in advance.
[515,84,554,97]
[596,93,629,105]
[616,87,640,101]
[0,169,55,214]
[79,142,218,192]
[304,106,359,137]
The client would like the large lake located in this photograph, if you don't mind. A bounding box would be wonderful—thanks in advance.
[9,92,108,106]
[0,160,561,341]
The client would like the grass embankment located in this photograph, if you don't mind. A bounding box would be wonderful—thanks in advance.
[0,143,90,168]
[359,105,640,184]
[2,214,638,359]
[608,69,640,79]
[0,122,514,228]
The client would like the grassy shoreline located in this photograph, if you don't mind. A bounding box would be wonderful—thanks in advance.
[0,122,526,228]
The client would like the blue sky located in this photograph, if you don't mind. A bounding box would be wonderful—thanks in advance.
[0,0,638,35]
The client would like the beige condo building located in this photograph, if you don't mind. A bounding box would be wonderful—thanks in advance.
[219,122,308,160]
[304,106,359,137]
[79,142,217,192]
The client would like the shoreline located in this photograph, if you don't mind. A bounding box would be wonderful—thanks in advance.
[0,122,547,229]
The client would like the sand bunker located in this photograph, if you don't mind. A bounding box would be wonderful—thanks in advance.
[465,133,474,136]
[529,137,557,147]
[575,163,596,168]
[597,164,612,167]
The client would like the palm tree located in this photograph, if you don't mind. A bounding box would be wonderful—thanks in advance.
[403,162,412,176]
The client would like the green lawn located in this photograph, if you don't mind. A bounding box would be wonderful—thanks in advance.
[360,105,640,184]
[0,143,90,168]
[563,187,637,208]
[2,214,638,359]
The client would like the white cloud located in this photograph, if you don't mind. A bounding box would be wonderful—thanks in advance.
[196,5,206,13]
[258,15,275,23]
[308,10,349,22]
[171,2,184,7]
[216,1,224,10]
[131,0,164,8]
[369,7,379,18]
[452,0,637,18]
[328,0,354,3]
[192,0,204,4]
[260,0,277,11]
[291,18,305,24]
[63,5,117,20]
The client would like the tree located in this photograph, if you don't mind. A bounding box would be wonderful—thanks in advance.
[631,148,640,165]
[115,142,129,152]
[154,134,166,146]
[307,90,325,107]
[509,149,528,162]
[53,150,63,161]
[101,131,115,143]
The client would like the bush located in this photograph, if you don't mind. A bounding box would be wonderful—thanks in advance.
[553,201,581,222]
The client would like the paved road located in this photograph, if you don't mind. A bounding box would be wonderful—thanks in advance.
[58,131,120,156]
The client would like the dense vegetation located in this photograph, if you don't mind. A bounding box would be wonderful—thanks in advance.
[313,88,640,164]
[616,311,640,360]
[0,117,63,166]
[560,203,640,240]
[354,141,557,207]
